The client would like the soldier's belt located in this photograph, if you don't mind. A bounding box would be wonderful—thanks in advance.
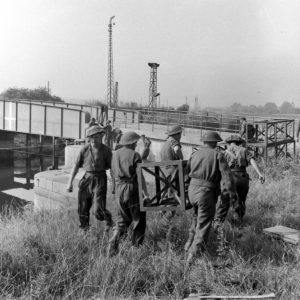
[115,178,136,184]
[86,171,107,176]
[190,178,219,189]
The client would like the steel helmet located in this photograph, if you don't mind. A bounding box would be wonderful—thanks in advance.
[86,125,106,137]
[114,127,122,134]
[166,125,183,136]
[202,131,222,142]
[119,131,140,145]
[225,134,244,144]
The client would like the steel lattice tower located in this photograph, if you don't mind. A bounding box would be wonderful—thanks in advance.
[107,16,115,107]
[148,63,160,109]
[113,81,119,107]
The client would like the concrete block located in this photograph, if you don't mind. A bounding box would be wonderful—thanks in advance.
[34,186,51,198]
[34,168,111,211]
[52,178,68,194]
[46,179,53,191]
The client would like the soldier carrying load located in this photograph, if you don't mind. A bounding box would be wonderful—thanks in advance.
[214,134,265,227]
[184,131,236,265]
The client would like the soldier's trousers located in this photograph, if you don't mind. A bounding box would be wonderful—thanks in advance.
[78,173,113,230]
[185,184,218,256]
[215,171,249,223]
[109,181,146,250]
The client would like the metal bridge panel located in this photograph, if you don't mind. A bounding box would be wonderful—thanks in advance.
[63,110,81,138]
[5,102,16,131]
[46,107,62,136]
[31,105,45,135]
[18,103,30,132]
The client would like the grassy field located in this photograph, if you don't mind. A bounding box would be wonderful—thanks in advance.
[0,160,299,299]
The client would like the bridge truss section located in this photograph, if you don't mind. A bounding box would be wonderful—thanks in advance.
[246,119,295,162]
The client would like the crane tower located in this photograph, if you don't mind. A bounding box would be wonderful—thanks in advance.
[148,63,160,109]
[107,16,115,107]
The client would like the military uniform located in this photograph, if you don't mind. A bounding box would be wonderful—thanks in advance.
[184,132,235,260]
[160,125,183,184]
[215,140,253,224]
[109,132,146,253]
[75,143,113,230]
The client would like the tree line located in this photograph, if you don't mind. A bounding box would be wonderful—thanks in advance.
[226,101,300,114]
[0,87,63,102]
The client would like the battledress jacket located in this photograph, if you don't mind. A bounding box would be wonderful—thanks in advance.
[111,147,142,182]
[224,144,253,172]
[186,145,235,194]
[160,137,183,178]
[160,136,183,161]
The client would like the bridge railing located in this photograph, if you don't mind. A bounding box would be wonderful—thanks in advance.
[0,100,87,139]
[15,99,108,124]
[9,99,297,142]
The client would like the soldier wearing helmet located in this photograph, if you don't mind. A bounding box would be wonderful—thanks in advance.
[214,134,264,228]
[108,131,149,255]
[66,125,113,232]
[184,131,235,265]
[160,125,183,162]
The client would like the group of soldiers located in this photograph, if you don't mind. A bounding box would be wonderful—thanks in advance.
[66,120,264,263]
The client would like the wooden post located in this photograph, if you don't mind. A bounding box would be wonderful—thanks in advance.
[52,136,58,169]
[26,134,31,189]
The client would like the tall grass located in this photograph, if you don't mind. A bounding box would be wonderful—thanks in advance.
[0,161,299,299]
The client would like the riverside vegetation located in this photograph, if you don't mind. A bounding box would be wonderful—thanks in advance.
[0,160,299,299]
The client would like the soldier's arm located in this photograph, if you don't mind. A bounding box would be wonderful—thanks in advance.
[250,158,265,183]
[218,153,235,195]
[106,149,116,193]
[66,164,80,192]
[66,149,83,192]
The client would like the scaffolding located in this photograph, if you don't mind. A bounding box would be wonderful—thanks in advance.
[246,119,296,161]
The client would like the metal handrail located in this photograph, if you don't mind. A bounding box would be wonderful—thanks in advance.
[0,99,86,139]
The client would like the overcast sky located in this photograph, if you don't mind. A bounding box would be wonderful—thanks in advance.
[0,0,299,108]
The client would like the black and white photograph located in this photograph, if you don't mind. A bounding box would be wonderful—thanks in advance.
[0,0,299,299]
